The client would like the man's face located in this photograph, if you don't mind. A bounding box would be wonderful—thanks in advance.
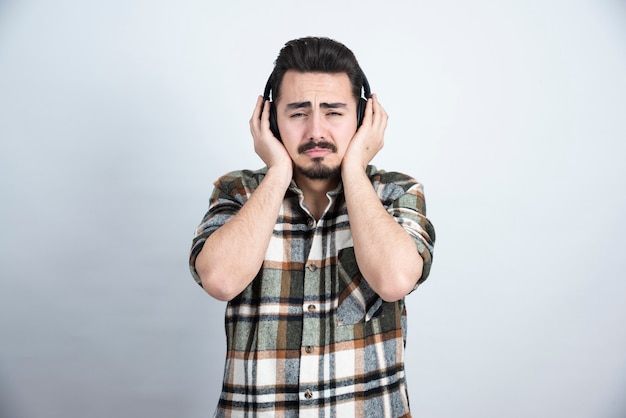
[275,70,358,181]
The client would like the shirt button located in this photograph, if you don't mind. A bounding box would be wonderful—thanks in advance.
[307,263,317,272]
[307,304,316,313]
[304,389,313,399]
[305,346,313,354]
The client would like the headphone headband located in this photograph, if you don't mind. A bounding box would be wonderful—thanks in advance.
[264,72,370,102]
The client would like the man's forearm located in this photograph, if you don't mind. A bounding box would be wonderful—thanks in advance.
[342,166,423,302]
[195,166,292,301]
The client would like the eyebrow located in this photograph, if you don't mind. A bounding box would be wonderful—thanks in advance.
[285,101,348,110]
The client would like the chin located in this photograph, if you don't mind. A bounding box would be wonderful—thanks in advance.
[296,162,341,180]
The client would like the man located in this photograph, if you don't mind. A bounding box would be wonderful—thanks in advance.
[189,37,435,417]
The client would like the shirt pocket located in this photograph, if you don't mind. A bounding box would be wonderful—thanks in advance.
[336,247,384,326]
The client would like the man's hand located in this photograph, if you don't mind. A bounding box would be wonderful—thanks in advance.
[342,94,388,173]
[249,96,293,176]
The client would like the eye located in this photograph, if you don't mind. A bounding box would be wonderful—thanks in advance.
[327,111,343,117]
[290,112,307,118]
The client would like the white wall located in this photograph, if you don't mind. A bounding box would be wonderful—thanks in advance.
[1,1,625,417]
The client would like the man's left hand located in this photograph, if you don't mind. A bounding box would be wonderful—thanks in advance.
[342,94,388,172]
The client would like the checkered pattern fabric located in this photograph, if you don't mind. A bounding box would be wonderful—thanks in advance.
[190,165,435,417]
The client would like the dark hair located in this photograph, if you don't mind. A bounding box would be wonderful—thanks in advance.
[268,37,365,102]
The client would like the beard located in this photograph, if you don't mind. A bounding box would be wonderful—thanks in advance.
[296,158,341,180]
[296,140,340,180]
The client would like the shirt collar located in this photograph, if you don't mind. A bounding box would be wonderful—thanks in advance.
[288,179,344,198]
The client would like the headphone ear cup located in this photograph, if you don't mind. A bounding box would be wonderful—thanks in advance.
[356,97,367,128]
[269,102,281,141]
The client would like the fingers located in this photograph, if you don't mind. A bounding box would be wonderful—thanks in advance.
[249,96,291,170]
[359,94,387,139]
[250,95,263,131]
[250,96,272,138]
[345,93,388,169]
[368,94,388,130]
[252,95,263,119]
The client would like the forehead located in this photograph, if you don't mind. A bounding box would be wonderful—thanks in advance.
[277,71,353,102]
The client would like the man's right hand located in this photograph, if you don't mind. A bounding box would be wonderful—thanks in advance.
[249,96,293,177]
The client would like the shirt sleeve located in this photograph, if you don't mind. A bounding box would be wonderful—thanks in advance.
[188,171,254,287]
[372,169,436,287]
[394,182,435,286]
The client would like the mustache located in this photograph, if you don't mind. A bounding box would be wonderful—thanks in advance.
[298,140,337,154]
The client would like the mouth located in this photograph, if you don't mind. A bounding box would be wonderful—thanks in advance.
[304,147,333,158]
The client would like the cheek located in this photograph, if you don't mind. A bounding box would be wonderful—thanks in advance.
[277,120,303,144]
[280,137,301,159]
[336,123,357,147]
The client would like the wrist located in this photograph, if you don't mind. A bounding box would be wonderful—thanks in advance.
[341,158,367,178]
[266,163,293,188]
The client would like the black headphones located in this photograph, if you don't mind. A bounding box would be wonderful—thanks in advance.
[262,72,371,141]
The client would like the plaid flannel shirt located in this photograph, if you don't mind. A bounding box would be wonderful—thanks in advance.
[189,165,435,418]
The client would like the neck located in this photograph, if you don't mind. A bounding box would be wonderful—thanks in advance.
[293,173,340,220]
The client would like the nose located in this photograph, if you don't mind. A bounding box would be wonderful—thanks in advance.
[305,111,326,140]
